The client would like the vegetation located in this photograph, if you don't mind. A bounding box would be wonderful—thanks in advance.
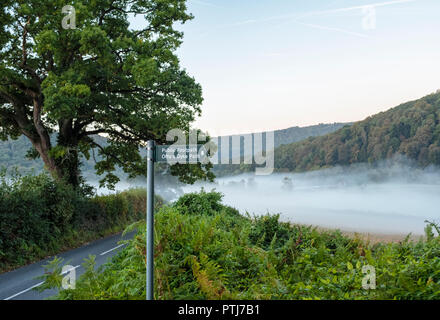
[274,123,352,148]
[40,191,440,300]
[211,123,350,177]
[0,0,212,189]
[0,171,162,273]
[275,91,440,172]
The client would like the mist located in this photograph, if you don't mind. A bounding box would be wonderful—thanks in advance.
[182,159,440,236]
[90,157,440,236]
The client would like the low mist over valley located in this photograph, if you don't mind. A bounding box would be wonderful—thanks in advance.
[183,159,440,235]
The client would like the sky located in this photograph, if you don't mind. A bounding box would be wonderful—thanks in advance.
[134,0,440,136]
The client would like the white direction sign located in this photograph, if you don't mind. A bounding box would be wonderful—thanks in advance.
[154,144,208,164]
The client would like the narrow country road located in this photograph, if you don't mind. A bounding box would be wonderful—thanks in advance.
[0,231,135,300]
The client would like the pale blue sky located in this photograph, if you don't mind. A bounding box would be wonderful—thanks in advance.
[134,0,440,136]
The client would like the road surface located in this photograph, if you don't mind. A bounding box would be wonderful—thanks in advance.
[0,231,135,300]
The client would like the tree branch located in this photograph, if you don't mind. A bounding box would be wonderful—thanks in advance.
[19,17,42,86]
[90,140,125,167]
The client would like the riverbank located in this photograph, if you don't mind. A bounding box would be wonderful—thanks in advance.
[312,226,424,244]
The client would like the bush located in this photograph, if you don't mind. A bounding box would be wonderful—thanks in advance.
[92,194,130,219]
[0,172,162,272]
[249,214,291,249]
[0,172,79,268]
[173,189,238,217]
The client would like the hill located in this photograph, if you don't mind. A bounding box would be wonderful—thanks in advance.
[275,91,440,172]
[274,123,353,147]
[215,122,350,150]
[212,123,349,176]
[0,135,43,175]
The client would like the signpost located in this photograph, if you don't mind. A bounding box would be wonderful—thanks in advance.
[146,140,155,301]
[146,141,208,300]
[155,144,208,164]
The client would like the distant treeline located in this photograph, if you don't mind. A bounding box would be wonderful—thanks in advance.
[212,123,349,176]
[275,91,440,172]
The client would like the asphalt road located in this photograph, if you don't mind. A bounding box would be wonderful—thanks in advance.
[0,231,135,300]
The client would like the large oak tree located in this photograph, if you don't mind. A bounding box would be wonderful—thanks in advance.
[0,0,213,188]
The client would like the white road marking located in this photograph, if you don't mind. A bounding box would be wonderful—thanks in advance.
[61,265,80,275]
[3,238,128,300]
[100,244,125,256]
[3,265,80,301]
[4,282,44,300]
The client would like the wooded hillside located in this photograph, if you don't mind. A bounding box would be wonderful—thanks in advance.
[275,91,440,171]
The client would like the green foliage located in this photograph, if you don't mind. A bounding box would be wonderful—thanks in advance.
[173,189,240,217]
[0,0,212,188]
[248,214,291,250]
[275,91,440,172]
[34,256,65,293]
[41,191,440,300]
[174,189,221,215]
[0,172,161,272]
[424,220,440,242]
[0,171,77,269]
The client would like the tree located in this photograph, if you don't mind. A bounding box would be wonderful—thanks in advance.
[0,0,213,188]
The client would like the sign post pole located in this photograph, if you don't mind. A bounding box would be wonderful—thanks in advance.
[146,142,208,300]
[146,140,155,300]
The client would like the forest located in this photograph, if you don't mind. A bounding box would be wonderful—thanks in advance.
[275,91,440,172]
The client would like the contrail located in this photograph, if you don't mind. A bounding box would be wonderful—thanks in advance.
[310,0,419,14]
[229,0,419,27]
[196,0,419,39]
[293,21,370,39]
[287,0,419,38]
[189,0,222,9]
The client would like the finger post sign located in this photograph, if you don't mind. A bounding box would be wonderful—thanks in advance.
[155,144,208,164]
[146,141,209,300]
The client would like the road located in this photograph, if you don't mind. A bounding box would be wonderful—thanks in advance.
[0,231,135,300]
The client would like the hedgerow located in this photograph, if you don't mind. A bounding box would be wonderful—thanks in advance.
[0,171,162,272]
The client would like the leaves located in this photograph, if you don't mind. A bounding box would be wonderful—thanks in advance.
[0,0,209,188]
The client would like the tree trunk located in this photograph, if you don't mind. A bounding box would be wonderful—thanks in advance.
[32,139,62,178]
[56,132,81,188]
[31,134,81,188]
[29,98,81,188]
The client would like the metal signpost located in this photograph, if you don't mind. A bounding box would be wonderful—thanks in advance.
[146,141,208,300]
[146,140,155,301]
